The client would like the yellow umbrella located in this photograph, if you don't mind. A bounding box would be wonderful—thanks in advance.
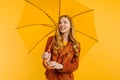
[17,0,98,58]
[16,0,98,79]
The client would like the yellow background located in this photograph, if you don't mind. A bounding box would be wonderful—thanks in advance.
[0,0,120,80]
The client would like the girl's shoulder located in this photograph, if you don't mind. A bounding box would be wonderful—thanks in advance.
[48,36,54,41]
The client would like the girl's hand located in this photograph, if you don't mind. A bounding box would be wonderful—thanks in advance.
[42,52,51,62]
[47,61,63,69]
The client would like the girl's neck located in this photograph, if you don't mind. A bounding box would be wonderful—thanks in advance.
[62,32,69,42]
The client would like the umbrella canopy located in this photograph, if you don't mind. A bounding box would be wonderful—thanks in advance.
[17,0,98,59]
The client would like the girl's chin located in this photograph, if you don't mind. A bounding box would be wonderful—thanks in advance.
[60,29,70,34]
[60,30,66,33]
[60,31,68,34]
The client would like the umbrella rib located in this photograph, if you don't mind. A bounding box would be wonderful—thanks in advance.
[72,9,94,18]
[59,0,61,18]
[15,24,55,29]
[27,29,56,54]
[25,0,57,26]
[75,30,99,42]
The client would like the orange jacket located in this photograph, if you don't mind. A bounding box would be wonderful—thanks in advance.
[44,36,80,80]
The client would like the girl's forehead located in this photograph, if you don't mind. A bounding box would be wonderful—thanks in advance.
[60,17,69,21]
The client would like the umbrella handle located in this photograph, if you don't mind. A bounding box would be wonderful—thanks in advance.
[43,59,53,69]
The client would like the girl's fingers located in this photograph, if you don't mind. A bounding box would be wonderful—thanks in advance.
[42,52,51,59]
[47,61,56,66]
[51,66,56,69]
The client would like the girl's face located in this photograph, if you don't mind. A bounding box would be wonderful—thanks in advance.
[58,17,71,34]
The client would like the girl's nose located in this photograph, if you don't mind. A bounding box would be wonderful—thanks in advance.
[61,23,64,26]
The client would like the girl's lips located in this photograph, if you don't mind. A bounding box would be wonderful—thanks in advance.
[60,27,66,31]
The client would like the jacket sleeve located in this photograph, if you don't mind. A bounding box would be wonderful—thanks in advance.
[44,36,53,52]
[58,42,81,73]
[58,56,79,74]
[43,36,53,68]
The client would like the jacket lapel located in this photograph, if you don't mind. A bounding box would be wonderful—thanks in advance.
[59,41,73,57]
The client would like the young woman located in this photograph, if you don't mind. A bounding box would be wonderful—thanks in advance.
[42,15,80,80]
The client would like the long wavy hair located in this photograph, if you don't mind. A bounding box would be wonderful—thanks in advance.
[52,15,80,57]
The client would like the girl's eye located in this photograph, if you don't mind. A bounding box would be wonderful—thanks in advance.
[59,22,62,24]
[64,21,67,24]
